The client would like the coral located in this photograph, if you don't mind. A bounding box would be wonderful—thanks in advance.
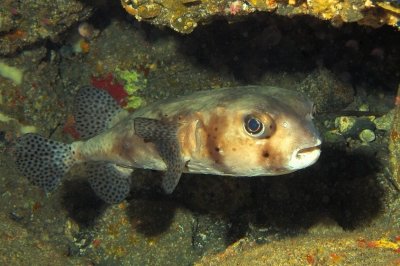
[114,68,147,109]
[91,73,128,106]
[90,69,147,110]
[120,0,400,34]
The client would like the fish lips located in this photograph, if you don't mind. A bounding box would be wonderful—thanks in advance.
[287,138,322,171]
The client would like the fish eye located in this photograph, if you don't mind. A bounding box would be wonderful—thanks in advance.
[245,116,264,135]
[244,114,276,138]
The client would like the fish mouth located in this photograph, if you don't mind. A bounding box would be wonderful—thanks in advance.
[296,145,321,159]
[288,139,322,170]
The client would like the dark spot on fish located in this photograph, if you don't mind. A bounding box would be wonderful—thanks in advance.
[262,150,269,158]
[204,112,229,172]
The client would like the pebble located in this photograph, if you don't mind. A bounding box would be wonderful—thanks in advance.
[359,129,376,143]
[335,116,375,137]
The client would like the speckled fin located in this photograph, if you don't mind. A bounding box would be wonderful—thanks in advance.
[87,162,132,204]
[14,134,76,193]
[73,86,127,139]
[134,117,185,194]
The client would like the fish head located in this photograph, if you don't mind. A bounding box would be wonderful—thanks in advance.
[198,87,321,176]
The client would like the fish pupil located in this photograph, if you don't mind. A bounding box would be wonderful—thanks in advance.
[248,119,260,131]
[245,116,263,134]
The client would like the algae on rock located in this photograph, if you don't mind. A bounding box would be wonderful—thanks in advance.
[389,86,400,187]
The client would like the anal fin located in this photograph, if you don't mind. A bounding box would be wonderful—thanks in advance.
[86,162,132,204]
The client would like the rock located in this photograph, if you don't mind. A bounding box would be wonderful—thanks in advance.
[334,116,375,138]
[298,68,354,112]
[120,0,400,34]
[0,0,93,56]
[324,130,345,143]
[359,129,375,143]
[389,87,400,188]
[374,110,395,131]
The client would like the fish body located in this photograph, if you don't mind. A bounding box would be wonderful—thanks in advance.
[14,85,321,203]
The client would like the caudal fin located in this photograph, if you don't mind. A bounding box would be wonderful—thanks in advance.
[14,134,76,193]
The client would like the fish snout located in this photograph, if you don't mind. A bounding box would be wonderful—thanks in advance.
[287,138,322,170]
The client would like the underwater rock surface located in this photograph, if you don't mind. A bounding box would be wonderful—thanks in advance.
[0,0,93,56]
[0,0,399,265]
[120,0,400,34]
[389,86,400,188]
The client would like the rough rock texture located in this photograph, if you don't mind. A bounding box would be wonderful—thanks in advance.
[297,68,355,112]
[196,227,400,265]
[120,0,400,34]
[389,86,400,188]
[0,0,93,56]
[0,1,399,265]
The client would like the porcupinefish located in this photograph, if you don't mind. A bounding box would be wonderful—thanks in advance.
[14,85,321,203]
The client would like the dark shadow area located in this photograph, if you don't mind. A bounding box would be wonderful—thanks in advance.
[124,170,179,236]
[56,143,383,245]
[79,0,170,35]
[175,144,385,245]
[80,0,126,30]
[61,179,107,227]
[250,145,384,230]
[72,3,400,91]
[58,143,384,244]
[126,198,177,237]
[178,13,400,89]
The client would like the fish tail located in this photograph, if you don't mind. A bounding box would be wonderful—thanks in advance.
[13,133,76,193]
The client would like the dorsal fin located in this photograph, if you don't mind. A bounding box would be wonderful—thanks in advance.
[73,86,128,139]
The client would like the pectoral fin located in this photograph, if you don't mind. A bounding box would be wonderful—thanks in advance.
[158,137,185,194]
[134,117,185,194]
